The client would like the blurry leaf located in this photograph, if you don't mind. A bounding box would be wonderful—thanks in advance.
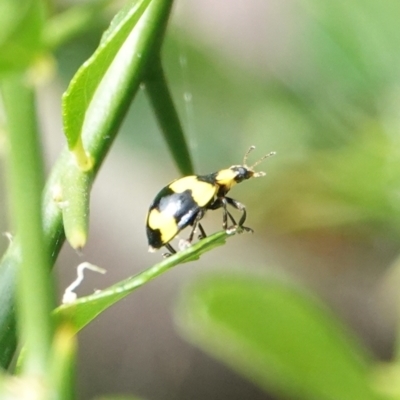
[44,0,110,50]
[176,275,381,400]
[0,0,45,73]
[53,231,229,333]
[62,0,151,152]
[300,0,400,103]
[263,128,400,236]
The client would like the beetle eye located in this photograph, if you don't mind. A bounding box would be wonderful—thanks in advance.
[233,166,252,182]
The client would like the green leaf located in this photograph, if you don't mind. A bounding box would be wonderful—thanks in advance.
[0,0,45,74]
[0,0,175,368]
[144,59,194,175]
[176,276,381,400]
[53,231,229,333]
[62,0,151,153]
[60,160,92,249]
[300,0,400,92]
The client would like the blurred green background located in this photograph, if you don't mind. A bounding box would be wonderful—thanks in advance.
[2,0,400,399]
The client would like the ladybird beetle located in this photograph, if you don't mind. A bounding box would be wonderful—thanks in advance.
[146,146,275,255]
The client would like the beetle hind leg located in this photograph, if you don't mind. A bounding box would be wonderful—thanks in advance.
[209,198,230,230]
[187,210,206,243]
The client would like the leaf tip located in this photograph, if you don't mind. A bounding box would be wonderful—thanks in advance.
[67,229,87,250]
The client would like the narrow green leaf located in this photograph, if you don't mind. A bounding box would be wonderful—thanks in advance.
[53,231,229,333]
[176,276,381,400]
[144,59,194,175]
[0,0,175,367]
[0,244,20,369]
[62,0,151,153]
[60,159,93,250]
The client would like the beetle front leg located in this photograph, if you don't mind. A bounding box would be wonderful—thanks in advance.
[220,198,229,229]
[225,197,253,233]
[226,210,237,226]
[208,198,228,229]
[220,198,241,228]
[209,197,249,232]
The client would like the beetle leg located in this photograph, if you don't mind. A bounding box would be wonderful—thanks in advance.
[211,198,231,229]
[209,198,241,230]
[226,210,237,226]
[208,198,225,228]
[220,200,240,230]
[163,243,177,257]
[187,210,205,243]
[198,223,207,240]
[218,198,232,230]
[225,197,253,233]
[220,198,228,229]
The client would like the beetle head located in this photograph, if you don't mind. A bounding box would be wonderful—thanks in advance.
[230,146,276,182]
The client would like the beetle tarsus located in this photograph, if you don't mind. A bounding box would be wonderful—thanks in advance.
[226,225,253,235]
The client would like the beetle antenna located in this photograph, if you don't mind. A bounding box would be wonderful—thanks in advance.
[243,145,256,166]
[250,151,276,169]
[242,146,276,178]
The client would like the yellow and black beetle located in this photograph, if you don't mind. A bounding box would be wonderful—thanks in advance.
[146,146,275,255]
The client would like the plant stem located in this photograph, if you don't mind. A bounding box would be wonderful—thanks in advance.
[1,74,54,375]
[144,57,194,175]
[0,0,181,369]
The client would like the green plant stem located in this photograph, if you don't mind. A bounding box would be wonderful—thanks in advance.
[49,324,76,400]
[0,0,178,369]
[1,74,54,375]
[144,57,194,175]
